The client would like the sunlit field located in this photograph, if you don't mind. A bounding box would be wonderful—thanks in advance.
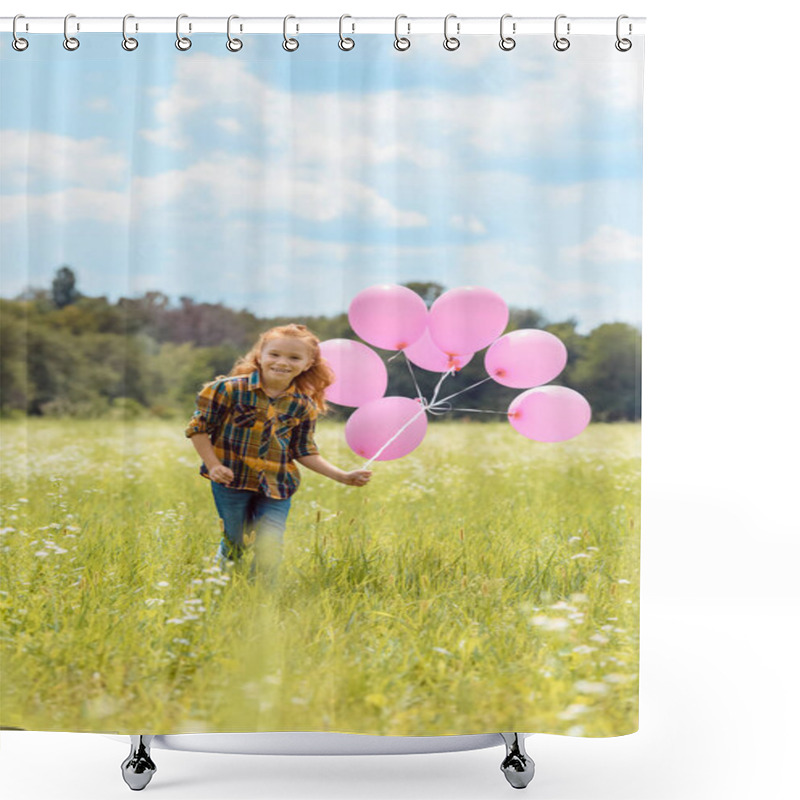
[0,418,639,736]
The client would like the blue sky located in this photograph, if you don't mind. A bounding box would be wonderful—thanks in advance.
[0,33,642,334]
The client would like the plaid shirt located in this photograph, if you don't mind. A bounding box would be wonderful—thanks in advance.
[185,370,320,500]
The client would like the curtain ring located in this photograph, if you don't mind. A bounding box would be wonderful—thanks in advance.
[12,15,29,51]
[394,14,411,51]
[176,14,192,51]
[553,15,570,51]
[339,14,355,51]
[226,15,243,51]
[63,14,80,51]
[283,15,299,51]
[615,15,632,51]
[122,15,138,51]
[499,14,515,51]
[443,14,460,51]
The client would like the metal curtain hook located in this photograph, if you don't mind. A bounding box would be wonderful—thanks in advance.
[63,13,79,51]
[339,14,355,50]
[615,14,632,51]
[554,14,570,51]
[443,14,460,51]
[499,14,515,51]
[12,14,29,51]
[226,15,243,51]
[283,15,299,51]
[176,14,192,50]
[394,14,410,51]
[122,14,138,51]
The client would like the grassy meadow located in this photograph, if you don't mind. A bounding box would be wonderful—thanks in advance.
[0,417,640,737]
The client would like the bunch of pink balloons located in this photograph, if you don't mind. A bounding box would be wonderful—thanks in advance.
[317,284,591,462]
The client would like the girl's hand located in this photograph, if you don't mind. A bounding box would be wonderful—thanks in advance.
[209,464,235,485]
[341,469,372,487]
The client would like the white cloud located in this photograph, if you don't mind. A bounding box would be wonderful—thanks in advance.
[0,130,127,190]
[127,154,427,228]
[1,187,128,223]
[561,225,642,263]
[450,214,487,234]
[139,127,190,150]
[85,97,112,113]
[215,118,243,134]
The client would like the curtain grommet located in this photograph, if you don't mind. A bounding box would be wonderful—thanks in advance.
[175,14,192,51]
[122,15,138,51]
[12,15,29,51]
[226,15,243,52]
[443,14,460,51]
[282,15,299,51]
[553,15,570,52]
[499,14,516,51]
[339,15,355,51]
[394,15,411,51]
[63,14,80,51]
[615,15,632,51]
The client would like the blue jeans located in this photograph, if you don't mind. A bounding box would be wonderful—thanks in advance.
[210,481,292,581]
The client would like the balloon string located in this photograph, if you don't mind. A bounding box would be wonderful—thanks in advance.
[433,376,493,406]
[362,364,456,469]
[362,405,427,469]
[447,408,509,415]
[402,350,426,403]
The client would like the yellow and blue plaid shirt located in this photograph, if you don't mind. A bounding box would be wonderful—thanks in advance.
[185,370,320,500]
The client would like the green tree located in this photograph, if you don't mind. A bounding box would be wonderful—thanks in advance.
[52,266,81,309]
[571,322,641,421]
[403,281,446,308]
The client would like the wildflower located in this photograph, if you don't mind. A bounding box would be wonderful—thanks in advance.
[532,616,570,631]
[558,704,589,720]
[574,681,608,695]
[603,674,632,684]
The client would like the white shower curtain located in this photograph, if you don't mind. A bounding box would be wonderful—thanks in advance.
[0,22,643,739]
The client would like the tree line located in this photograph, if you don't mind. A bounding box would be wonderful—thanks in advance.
[0,268,641,422]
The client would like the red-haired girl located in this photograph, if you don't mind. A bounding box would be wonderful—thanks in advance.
[185,323,371,583]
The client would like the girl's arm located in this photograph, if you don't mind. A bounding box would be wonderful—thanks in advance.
[190,433,234,485]
[296,454,371,486]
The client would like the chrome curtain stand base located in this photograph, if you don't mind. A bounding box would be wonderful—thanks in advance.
[121,732,535,790]
[500,732,536,789]
[121,735,156,791]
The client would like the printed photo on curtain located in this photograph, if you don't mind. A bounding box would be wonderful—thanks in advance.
[0,26,643,744]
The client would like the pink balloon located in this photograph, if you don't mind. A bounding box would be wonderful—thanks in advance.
[349,284,429,351]
[428,286,509,356]
[345,396,428,461]
[508,385,591,442]
[319,339,387,408]
[485,329,568,388]
[403,328,473,373]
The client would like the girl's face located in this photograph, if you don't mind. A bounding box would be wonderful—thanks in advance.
[259,337,314,387]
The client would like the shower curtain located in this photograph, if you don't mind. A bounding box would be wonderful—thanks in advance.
[0,25,643,738]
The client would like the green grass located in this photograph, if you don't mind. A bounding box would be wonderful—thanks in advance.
[0,418,640,737]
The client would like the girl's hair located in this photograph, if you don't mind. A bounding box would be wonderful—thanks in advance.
[209,324,335,414]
